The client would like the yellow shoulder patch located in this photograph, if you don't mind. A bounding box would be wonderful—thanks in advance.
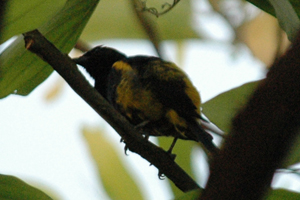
[113,61,132,72]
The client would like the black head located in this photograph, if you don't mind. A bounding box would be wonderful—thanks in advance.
[73,46,127,79]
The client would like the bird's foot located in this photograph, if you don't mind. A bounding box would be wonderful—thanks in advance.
[120,137,129,155]
[165,137,178,161]
[135,120,150,129]
[158,171,166,180]
[124,145,129,155]
[166,150,177,161]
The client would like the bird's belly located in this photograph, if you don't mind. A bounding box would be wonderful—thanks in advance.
[115,75,190,140]
[115,79,164,123]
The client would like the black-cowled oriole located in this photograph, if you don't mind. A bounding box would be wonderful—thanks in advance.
[73,46,219,157]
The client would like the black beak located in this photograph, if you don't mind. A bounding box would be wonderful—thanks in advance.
[72,56,87,66]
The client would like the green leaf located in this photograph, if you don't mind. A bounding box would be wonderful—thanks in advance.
[82,126,144,200]
[281,131,300,167]
[246,0,275,16]
[0,174,52,200]
[0,0,99,98]
[1,0,67,44]
[175,189,201,200]
[265,189,300,200]
[80,0,199,41]
[247,0,300,17]
[202,81,261,134]
[247,0,300,41]
[268,0,300,41]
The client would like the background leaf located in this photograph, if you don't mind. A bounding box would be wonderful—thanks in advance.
[79,0,198,41]
[281,131,300,168]
[247,0,300,41]
[268,0,300,41]
[175,189,201,200]
[0,174,53,200]
[0,0,67,44]
[202,81,261,134]
[237,12,289,67]
[82,126,144,200]
[247,0,300,17]
[265,189,300,200]
[0,0,99,98]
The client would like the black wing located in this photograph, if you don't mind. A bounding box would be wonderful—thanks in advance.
[126,56,201,119]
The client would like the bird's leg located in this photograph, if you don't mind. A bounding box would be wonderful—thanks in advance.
[143,133,149,140]
[156,137,178,178]
[119,138,130,155]
[122,121,151,155]
[158,172,166,180]
[166,137,178,160]
[135,120,151,129]
[124,145,129,155]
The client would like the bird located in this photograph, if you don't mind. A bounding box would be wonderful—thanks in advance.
[73,46,220,158]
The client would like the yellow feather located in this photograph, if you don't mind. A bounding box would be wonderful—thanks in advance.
[114,61,164,122]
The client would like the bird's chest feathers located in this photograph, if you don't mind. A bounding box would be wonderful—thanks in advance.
[114,68,163,123]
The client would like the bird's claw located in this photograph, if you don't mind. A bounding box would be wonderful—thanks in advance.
[120,138,129,155]
[158,171,166,180]
[135,120,150,129]
[124,144,129,155]
[167,152,177,161]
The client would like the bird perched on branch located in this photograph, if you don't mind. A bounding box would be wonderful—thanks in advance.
[73,46,220,158]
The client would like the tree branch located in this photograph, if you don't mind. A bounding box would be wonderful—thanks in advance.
[23,29,200,192]
[201,31,300,200]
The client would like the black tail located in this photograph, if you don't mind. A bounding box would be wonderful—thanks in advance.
[187,120,219,157]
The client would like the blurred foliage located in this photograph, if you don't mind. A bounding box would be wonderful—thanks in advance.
[247,0,296,17]
[175,189,201,200]
[266,0,300,41]
[43,76,65,102]
[281,130,300,168]
[0,174,53,200]
[82,126,144,200]
[0,0,67,43]
[237,12,290,67]
[209,0,291,67]
[248,0,300,41]
[202,81,260,134]
[80,0,198,41]
[265,189,300,200]
[1,0,300,199]
[0,0,99,98]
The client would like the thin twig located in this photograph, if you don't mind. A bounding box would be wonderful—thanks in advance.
[138,0,181,17]
[23,29,200,192]
[131,0,162,57]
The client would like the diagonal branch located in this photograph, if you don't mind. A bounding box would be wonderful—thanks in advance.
[23,29,200,193]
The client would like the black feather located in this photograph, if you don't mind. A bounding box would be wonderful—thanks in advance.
[73,46,218,156]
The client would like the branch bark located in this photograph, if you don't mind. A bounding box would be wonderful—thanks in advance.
[201,31,300,200]
[23,29,200,192]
